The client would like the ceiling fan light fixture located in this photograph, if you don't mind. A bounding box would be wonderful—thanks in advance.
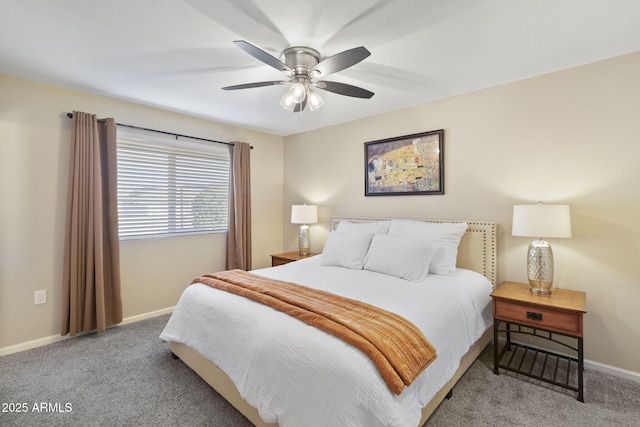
[288,82,307,103]
[308,90,324,111]
[279,92,297,111]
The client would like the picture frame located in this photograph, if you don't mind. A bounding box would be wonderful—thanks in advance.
[364,129,444,196]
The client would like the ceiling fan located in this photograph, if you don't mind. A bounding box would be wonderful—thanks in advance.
[222,40,374,112]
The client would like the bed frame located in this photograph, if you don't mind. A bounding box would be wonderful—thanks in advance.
[170,217,497,426]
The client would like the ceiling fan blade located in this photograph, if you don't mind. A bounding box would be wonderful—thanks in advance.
[233,40,292,74]
[312,46,371,77]
[222,81,288,90]
[315,81,374,99]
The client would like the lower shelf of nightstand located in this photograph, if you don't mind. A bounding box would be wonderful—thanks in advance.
[493,320,584,402]
[496,342,580,393]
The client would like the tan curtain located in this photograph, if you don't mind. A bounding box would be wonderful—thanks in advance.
[61,111,122,336]
[227,142,252,270]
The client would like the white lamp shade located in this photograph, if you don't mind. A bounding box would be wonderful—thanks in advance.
[291,204,318,224]
[512,204,572,238]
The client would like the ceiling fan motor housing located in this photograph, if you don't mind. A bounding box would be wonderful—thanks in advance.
[281,47,320,77]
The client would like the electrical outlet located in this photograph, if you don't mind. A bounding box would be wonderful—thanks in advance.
[34,290,46,305]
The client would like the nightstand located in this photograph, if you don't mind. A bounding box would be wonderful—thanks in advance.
[271,251,318,267]
[491,281,586,401]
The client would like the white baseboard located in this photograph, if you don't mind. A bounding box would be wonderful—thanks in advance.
[118,306,174,326]
[585,359,640,383]
[0,307,174,357]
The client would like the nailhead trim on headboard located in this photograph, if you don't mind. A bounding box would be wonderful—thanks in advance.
[329,217,497,287]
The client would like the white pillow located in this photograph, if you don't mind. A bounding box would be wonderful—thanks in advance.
[364,234,439,282]
[388,220,468,276]
[336,220,390,235]
[320,232,374,270]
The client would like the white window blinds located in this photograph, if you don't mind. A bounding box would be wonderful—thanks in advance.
[116,131,230,240]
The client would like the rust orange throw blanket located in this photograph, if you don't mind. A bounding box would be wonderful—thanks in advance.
[193,269,437,395]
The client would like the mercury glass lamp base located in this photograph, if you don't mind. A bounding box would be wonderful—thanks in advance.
[298,224,310,256]
[527,240,554,294]
[529,284,553,295]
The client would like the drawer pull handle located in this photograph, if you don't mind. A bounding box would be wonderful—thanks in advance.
[527,311,543,321]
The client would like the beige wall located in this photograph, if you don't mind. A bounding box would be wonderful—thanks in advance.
[283,52,640,375]
[0,74,284,351]
[2,51,639,375]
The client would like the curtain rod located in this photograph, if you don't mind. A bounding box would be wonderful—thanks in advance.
[66,113,253,149]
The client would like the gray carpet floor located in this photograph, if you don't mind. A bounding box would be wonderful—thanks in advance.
[1,314,639,426]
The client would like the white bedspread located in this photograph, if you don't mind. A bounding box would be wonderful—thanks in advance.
[160,256,492,427]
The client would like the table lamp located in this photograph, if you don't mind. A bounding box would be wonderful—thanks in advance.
[512,203,572,294]
[291,204,318,256]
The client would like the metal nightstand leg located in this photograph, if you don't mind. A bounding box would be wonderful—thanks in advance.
[578,336,584,402]
[493,320,499,375]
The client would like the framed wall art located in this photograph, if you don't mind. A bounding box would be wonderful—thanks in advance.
[364,129,444,196]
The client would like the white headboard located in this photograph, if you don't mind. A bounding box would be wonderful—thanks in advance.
[329,216,497,287]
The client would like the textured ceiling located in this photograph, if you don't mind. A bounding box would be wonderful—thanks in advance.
[1,0,640,136]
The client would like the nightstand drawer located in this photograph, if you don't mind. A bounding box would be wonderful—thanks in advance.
[271,257,290,267]
[494,299,582,336]
[271,252,318,267]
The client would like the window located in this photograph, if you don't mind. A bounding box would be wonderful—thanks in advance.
[116,131,230,240]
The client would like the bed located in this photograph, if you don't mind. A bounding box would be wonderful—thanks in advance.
[160,216,497,426]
